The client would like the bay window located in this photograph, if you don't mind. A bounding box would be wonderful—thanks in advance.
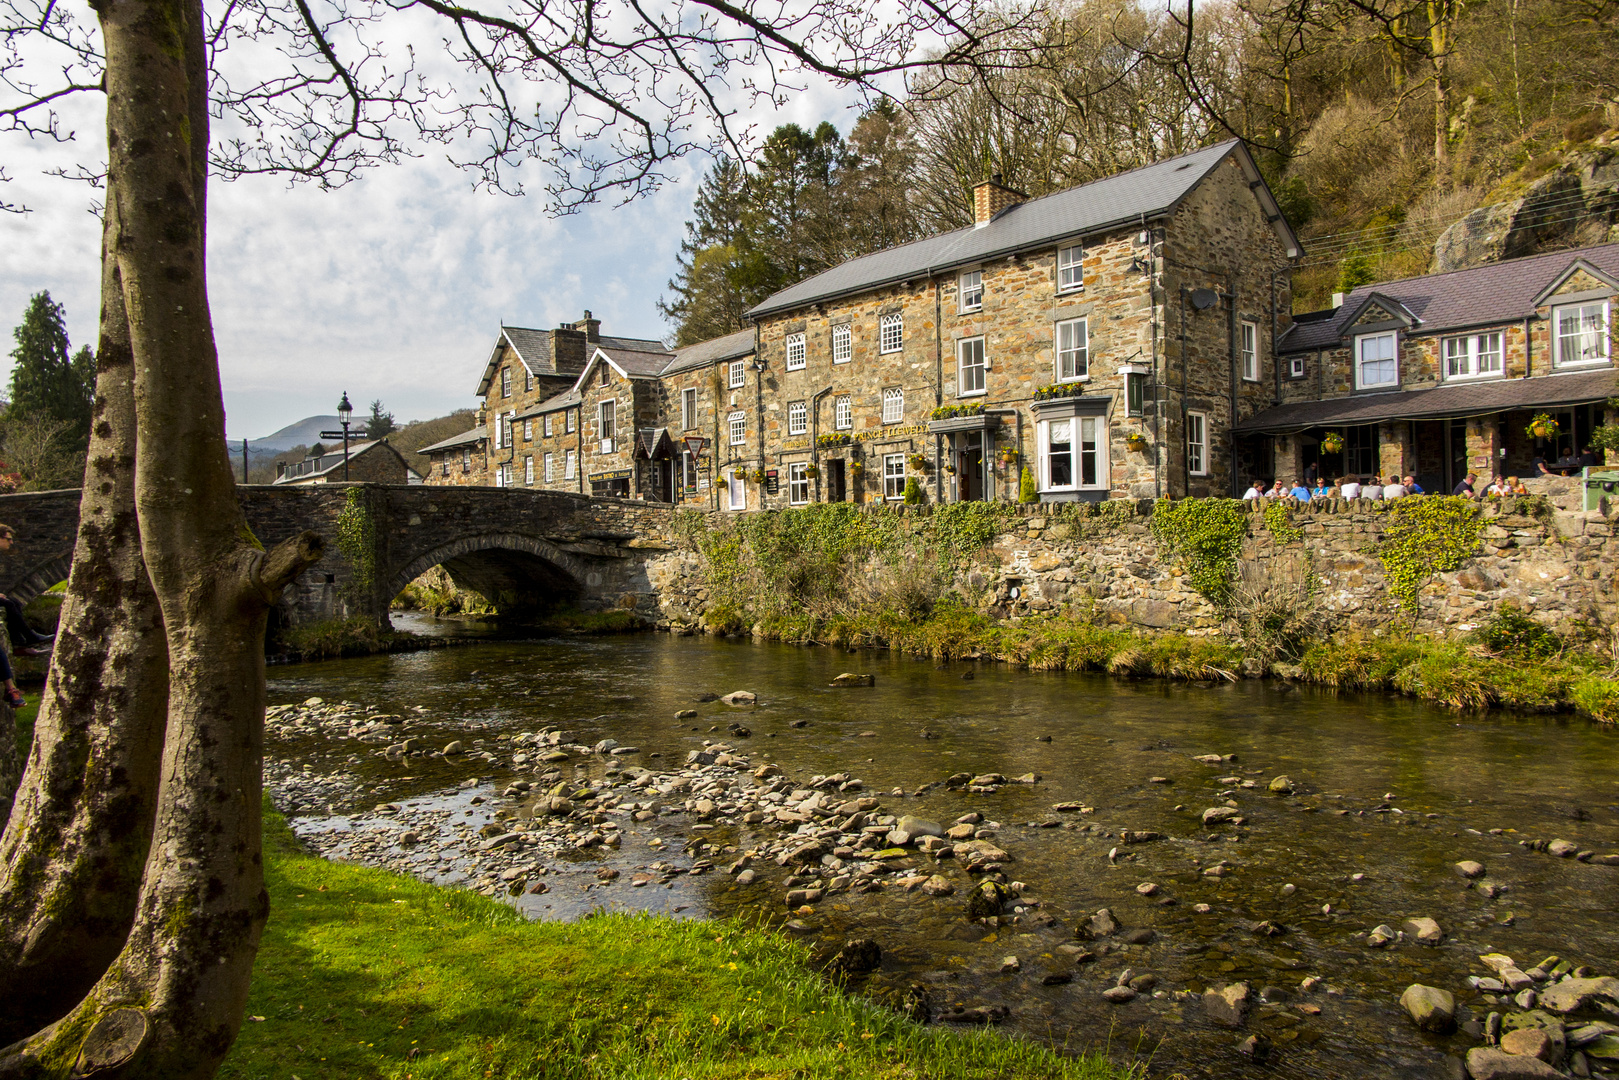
[1038,414,1106,493]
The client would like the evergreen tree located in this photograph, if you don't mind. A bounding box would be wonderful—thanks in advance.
[7,291,95,450]
[658,158,779,345]
[366,399,396,438]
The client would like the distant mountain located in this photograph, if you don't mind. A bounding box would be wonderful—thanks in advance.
[243,415,343,453]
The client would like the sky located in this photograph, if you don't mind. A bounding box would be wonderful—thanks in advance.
[0,32,863,441]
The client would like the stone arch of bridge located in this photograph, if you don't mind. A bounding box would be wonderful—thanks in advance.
[4,552,73,609]
[385,532,588,609]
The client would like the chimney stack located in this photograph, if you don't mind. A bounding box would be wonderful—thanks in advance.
[577,309,601,341]
[973,172,1026,227]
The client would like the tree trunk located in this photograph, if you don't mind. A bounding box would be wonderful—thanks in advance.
[0,0,322,1071]
[1428,0,1452,166]
[0,179,172,1044]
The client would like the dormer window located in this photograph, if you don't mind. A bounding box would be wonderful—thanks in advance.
[1355,331,1398,390]
[1554,301,1610,367]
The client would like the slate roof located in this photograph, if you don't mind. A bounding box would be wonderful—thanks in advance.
[747,139,1301,319]
[273,439,393,482]
[1234,369,1619,433]
[418,428,487,454]
[597,346,677,378]
[475,325,667,395]
[1279,242,1619,353]
[662,328,755,376]
[515,387,581,419]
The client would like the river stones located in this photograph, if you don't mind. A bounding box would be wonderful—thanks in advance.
[829,673,874,687]
[1000,955,1021,973]
[1081,908,1118,939]
[966,880,1011,919]
[1400,984,1457,1032]
[1540,977,1619,1015]
[1101,986,1136,1003]
[1546,838,1579,858]
[1202,807,1242,826]
[1466,1048,1564,1079]
[1367,924,1397,948]
[1204,982,1251,1027]
[443,740,465,755]
[1456,860,1487,878]
[1501,1028,1558,1062]
[1237,1034,1271,1062]
[1402,917,1444,945]
[719,690,756,706]
[898,815,945,838]
[1268,775,1295,794]
[828,938,882,974]
[920,875,954,897]
[1136,882,1159,896]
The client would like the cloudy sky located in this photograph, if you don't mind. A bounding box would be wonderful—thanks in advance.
[0,36,862,441]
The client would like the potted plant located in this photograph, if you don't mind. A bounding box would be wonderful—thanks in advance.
[849,461,865,480]
[997,446,1020,466]
[747,467,766,484]
[1320,431,1345,454]
[1125,432,1149,452]
[907,452,929,472]
[1527,412,1561,440]
[804,463,820,479]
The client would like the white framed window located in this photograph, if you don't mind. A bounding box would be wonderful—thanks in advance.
[566,409,576,434]
[1057,244,1084,292]
[883,453,906,501]
[727,470,746,511]
[785,332,806,370]
[1056,318,1087,381]
[959,270,983,313]
[500,414,512,449]
[543,414,553,437]
[882,387,904,424]
[501,463,513,487]
[524,369,533,393]
[835,395,852,430]
[520,419,530,441]
[1444,331,1505,379]
[1289,355,1305,379]
[832,324,852,364]
[1186,411,1207,476]
[1554,301,1610,367]
[1355,331,1399,390]
[728,411,746,446]
[501,368,511,397]
[597,400,615,451]
[728,360,746,388]
[494,416,504,450]
[524,455,534,485]
[788,462,810,505]
[1039,415,1107,491]
[1241,321,1259,381]
[788,400,807,436]
[682,387,697,429]
[880,313,903,354]
[544,452,554,482]
[958,337,987,397]
[564,449,577,479]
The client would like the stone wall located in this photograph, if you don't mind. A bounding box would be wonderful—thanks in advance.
[639,491,1619,640]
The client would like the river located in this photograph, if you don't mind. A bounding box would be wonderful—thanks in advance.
[266,619,1619,1079]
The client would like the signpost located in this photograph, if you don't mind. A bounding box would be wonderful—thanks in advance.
[318,431,346,440]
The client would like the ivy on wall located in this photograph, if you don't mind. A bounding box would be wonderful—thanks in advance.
[1149,498,1249,607]
[336,488,378,596]
[1263,501,1303,544]
[1378,495,1483,617]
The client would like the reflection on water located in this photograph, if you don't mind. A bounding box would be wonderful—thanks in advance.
[269,634,1619,1080]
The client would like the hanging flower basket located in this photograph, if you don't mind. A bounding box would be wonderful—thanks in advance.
[1526,413,1561,440]
[1125,432,1149,452]
[747,467,766,484]
[907,453,929,472]
[1320,431,1345,454]
[944,463,958,475]
[997,447,1020,466]
[849,461,866,479]
[804,463,820,479]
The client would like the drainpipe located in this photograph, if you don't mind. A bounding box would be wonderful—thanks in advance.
[1522,316,1533,378]
[1178,286,1189,498]
[933,273,945,504]
[811,384,833,501]
[1228,273,1239,499]
[1149,229,1162,500]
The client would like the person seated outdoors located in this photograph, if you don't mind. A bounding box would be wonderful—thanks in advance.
[0,526,53,657]
[1506,475,1529,494]
[1265,479,1286,498]
[1403,474,1424,495]
[1580,445,1601,468]
[1289,479,1312,501]
[1312,477,1331,500]
[1531,453,1554,476]
[1362,476,1384,500]
[1555,446,1582,474]
[1243,480,1266,500]
[1453,472,1479,497]
[1383,475,1407,499]
[1339,475,1362,499]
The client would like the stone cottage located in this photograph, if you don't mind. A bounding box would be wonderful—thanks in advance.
[739,138,1302,508]
[1244,243,1618,493]
[274,439,420,485]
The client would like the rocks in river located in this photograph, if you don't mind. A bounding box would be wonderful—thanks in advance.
[829,673,875,687]
[1456,860,1487,878]
[1000,955,1021,973]
[1539,977,1619,1015]
[919,875,955,897]
[735,869,756,885]
[897,815,945,839]
[674,709,697,719]
[1546,838,1580,858]
[1136,882,1159,896]
[946,823,976,841]
[1081,908,1119,939]
[1400,984,1457,1032]
[720,690,756,706]
[443,740,466,755]
[1500,1027,1557,1062]
[1101,986,1137,1003]
[593,739,618,754]
[1121,928,1156,946]
[966,880,1011,919]
[1268,776,1295,794]
[1237,1034,1272,1062]
[1402,917,1444,945]
[1466,1048,1564,1079]
[829,938,882,974]
[1202,807,1243,826]
[1366,924,1397,948]
[1204,982,1251,1027]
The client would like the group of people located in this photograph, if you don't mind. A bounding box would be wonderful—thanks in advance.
[1245,470,1540,503]
[1244,474,1425,503]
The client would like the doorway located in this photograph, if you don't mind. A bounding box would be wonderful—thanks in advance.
[954,432,985,501]
[826,459,846,503]
[1447,419,1469,492]
[654,457,673,503]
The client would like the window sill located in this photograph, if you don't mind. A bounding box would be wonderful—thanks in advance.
[832,358,852,365]
[1444,372,1505,383]
[958,389,988,399]
[1057,286,1085,296]
[785,365,806,373]
[959,306,982,316]
[879,349,903,356]
[1242,376,1261,383]
[1554,358,1611,369]
[1057,375,1090,384]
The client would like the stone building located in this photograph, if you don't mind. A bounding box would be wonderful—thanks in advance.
[1243,243,1619,492]
[274,439,420,485]
[739,138,1302,507]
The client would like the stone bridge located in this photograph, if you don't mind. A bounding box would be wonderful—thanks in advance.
[0,485,683,628]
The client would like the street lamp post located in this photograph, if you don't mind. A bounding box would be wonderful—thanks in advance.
[338,392,353,481]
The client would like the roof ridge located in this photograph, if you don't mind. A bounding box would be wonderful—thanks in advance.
[1338,240,1619,299]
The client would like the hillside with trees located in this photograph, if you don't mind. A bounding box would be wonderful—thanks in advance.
[663,0,1619,336]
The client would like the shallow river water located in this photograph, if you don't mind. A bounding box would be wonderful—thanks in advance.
[267,622,1619,1079]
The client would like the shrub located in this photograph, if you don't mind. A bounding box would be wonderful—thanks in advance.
[1571,674,1619,723]
[902,476,923,505]
[1472,604,1563,658]
[1018,466,1036,503]
[1150,497,1248,606]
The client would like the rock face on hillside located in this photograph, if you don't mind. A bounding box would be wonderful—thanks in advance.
[1434,144,1619,272]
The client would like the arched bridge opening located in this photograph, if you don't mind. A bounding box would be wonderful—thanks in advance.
[386,533,587,617]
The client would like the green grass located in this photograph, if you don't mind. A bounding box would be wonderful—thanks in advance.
[222,802,1131,1080]
[276,617,427,661]
[533,607,645,634]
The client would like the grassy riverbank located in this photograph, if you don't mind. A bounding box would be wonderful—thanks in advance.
[221,801,1132,1080]
[746,600,1619,723]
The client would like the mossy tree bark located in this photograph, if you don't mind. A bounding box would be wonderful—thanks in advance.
[0,181,172,1044]
[0,0,321,1071]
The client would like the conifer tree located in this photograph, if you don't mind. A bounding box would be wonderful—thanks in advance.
[7,291,95,450]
